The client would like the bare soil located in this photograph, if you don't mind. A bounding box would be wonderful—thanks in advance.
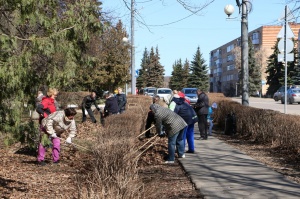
[0,123,202,199]
[1,125,300,198]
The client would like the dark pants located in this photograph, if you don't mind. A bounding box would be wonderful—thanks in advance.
[145,111,155,137]
[197,114,208,139]
[82,108,96,123]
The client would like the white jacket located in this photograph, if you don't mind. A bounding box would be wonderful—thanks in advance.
[42,110,76,138]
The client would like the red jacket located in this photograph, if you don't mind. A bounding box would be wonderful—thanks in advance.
[36,97,57,118]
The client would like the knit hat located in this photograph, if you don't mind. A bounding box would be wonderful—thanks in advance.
[178,91,185,98]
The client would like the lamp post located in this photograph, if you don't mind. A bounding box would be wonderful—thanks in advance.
[130,0,136,95]
[122,0,136,95]
[225,0,250,106]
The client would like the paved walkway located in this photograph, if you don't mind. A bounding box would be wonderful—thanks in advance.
[179,128,300,199]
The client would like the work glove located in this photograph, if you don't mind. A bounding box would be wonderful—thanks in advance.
[158,131,166,138]
[50,133,57,138]
[65,137,72,144]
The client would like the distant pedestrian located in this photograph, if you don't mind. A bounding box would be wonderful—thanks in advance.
[81,91,100,123]
[37,108,77,166]
[115,87,127,114]
[207,102,217,136]
[104,92,119,117]
[150,103,187,164]
[194,89,209,140]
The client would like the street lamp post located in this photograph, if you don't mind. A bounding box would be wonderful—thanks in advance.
[130,0,136,95]
[225,0,250,106]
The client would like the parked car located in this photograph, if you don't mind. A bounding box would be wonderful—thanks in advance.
[181,88,198,104]
[281,88,300,104]
[144,87,156,97]
[273,86,286,101]
[154,88,172,99]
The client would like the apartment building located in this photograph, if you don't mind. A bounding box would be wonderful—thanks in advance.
[209,23,300,96]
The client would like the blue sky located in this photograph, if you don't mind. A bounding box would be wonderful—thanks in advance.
[102,0,297,76]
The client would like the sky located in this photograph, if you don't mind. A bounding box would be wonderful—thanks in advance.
[102,0,298,76]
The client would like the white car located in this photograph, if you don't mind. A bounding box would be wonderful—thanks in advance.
[154,88,172,99]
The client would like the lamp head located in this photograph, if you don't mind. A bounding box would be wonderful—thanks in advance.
[224,4,235,17]
[122,37,129,43]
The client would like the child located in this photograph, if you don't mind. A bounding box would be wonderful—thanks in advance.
[207,102,217,136]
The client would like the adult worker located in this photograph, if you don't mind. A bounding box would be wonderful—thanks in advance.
[37,108,77,166]
[82,91,100,123]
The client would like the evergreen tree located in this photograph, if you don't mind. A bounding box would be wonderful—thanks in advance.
[248,39,261,94]
[87,20,130,92]
[182,59,190,88]
[291,43,300,85]
[188,47,209,91]
[169,59,184,90]
[136,48,150,88]
[266,39,298,96]
[147,47,165,88]
[265,40,284,96]
[0,0,104,139]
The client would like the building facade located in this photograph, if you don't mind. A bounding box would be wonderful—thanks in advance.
[209,23,300,97]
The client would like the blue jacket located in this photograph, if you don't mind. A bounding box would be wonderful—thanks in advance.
[173,97,198,125]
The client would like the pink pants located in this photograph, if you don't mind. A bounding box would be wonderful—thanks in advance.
[37,137,60,162]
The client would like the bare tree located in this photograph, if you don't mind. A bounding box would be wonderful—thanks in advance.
[232,46,241,70]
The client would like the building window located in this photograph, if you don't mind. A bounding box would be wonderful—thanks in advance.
[227,44,234,52]
[227,64,235,71]
[252,32,260,44]
[227,55,233,62]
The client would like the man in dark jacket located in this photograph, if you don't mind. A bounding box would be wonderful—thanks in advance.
[104,92,119,116]
[82,91,100,123]
[115,87,127,114]
[194,89,209,140]
[150,103,187,164]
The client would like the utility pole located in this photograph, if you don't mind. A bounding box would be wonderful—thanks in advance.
[131,0,136,95]
[241,0,249,106]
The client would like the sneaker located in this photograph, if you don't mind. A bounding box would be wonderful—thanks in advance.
[179,154,185,158]
[38,161,46,166]
[165,161,174,164]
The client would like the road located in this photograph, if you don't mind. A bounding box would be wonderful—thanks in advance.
[230,97,300,115]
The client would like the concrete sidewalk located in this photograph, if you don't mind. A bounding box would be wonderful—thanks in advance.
[179,130,300,198]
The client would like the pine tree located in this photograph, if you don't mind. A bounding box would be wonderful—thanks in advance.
[136,48,150,88]
[265,40,284,96]
[147,47,165,88]
[188,47,209,90]
[291,43,300,85]
[248,39,261,95]
[182,59,190,88]
[169,59,184,90]
[265,39,298,96]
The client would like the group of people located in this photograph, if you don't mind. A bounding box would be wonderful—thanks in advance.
[35,87,127,166]
[36,88,77,166]
[145,89,217,164]
[34,86,216,165]
[81,87,127,124]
